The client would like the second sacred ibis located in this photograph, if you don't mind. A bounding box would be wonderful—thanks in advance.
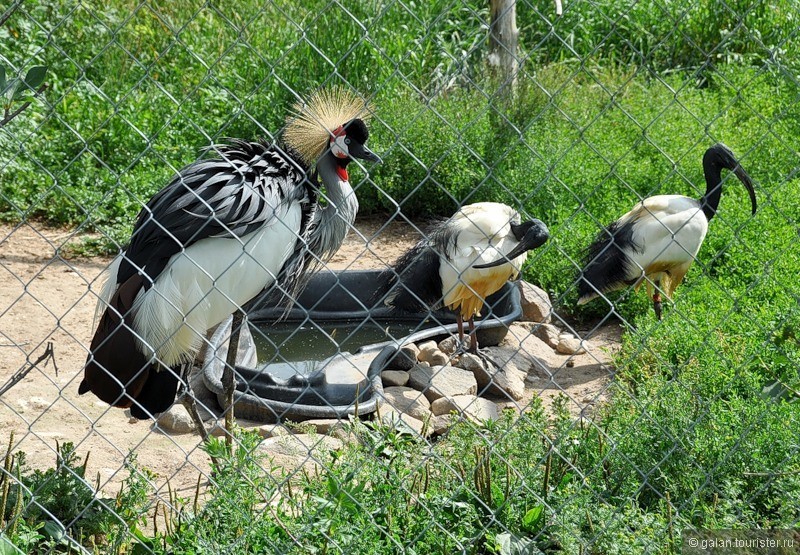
[577,143,756,319]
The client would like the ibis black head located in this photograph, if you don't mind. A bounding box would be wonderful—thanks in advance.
[335,118,381,163]
[473,219,550,269]
[701,143,756,220]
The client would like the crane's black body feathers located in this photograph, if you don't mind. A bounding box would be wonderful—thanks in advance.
[577,218,641,301]
[118,141,311,289]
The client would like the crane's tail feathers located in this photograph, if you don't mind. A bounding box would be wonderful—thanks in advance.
[128,368,181,419]
[80,273,180,419]
[93,254,123,329]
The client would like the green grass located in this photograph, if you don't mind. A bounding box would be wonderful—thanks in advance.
[0,440,152,553]
[2,0,799,553]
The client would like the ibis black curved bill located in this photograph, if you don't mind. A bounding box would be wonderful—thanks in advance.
[734,165,757,215]
[473,219,549,269]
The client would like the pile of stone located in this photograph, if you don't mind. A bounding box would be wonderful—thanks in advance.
[375,281,589,437]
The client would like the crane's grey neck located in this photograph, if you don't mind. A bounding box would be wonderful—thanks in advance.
[310,153,359,262]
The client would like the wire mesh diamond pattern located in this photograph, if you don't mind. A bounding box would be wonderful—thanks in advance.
[0,0,798,553]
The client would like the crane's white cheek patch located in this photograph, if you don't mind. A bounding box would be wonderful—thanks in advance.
[330,135,349,159]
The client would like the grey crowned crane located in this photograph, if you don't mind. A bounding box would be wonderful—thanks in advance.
[577,143,756,319]
[79,88,380,421]
[382,202,549,352]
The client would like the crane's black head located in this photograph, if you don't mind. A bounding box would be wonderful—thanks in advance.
[330,118,381,165]
[473,219,550,269]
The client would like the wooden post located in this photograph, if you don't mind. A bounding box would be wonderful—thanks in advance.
[488,0,519,94]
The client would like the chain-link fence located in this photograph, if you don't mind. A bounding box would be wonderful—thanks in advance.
[1,0,799,553]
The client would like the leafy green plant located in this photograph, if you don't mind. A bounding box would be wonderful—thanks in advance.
[0,437,151,553]
[0,64,47,128]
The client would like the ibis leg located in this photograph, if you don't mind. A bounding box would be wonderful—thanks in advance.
[178,364,209,441]
[652,280,663,320]
[457,314,466,348]
[468,317,478,354]
[222,311,243,445]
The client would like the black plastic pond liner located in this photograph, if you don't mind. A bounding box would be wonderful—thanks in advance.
[202,269,522,423]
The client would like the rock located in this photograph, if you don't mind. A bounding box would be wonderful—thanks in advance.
[518,281,552,323]
[556,334,586,355]
[257,434,343,458]
[381,386,432,420]
[404,342,421,359]
[530,322,561,349]
[431,414,453,436]
[457,352,526,401]
[388,345,418,370]
[418,347,449,366]
[28,397,49,411]
[381,370,408,387]
[417,340,438,357]
[300,419,346,435]
[382,370,410,387]
[155,405,197,434]
[438,336,459,355]
[430,395,499,423]
[433,351,450,365]
[210,420,288,438]
[408,364,478,402]
[496,324,557,378]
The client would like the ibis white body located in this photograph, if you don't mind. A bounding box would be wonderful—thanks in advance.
[384,201,549,352]
[578,195,708,304]
[577,143,757,317]
[439,203,532,319]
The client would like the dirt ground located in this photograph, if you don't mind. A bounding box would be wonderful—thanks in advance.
[0,217,618,502]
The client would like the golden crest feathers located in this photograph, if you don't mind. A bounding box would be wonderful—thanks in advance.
[284,87,371,165]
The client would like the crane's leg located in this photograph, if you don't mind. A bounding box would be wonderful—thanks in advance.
[178,363,209,441]
[652,279,663,320]
[468,317,478,354]
[221,311,244,446]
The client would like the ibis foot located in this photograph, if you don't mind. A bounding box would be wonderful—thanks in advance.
[449,335,473,357]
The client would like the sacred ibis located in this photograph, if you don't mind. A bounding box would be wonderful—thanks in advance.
[577,143,756,319]
[381,202,549,352]
[80,88,380,422]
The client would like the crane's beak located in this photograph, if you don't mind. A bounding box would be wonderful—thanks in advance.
[733,165,757,215]
[473,219,550,269]
[350,143,382,164]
